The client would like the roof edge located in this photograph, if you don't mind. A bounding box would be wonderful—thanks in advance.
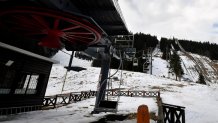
[0,42,59,64]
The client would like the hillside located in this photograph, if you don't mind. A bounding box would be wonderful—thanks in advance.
[1,49,218,123]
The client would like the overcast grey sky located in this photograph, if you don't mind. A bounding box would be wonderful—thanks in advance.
[119,0,218,43]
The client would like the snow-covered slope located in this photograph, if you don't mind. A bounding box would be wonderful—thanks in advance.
[1,50,218,123]
[51,49,92,67]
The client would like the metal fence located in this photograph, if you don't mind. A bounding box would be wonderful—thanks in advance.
[43,91,97,108]
[0,90,160,115]
[162,103,185,123]
[106,90,160,97]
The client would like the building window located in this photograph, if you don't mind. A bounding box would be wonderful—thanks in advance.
[15,73,39,94]
[0,61,15,94]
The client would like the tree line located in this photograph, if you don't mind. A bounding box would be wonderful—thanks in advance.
[160,37,218,83]
[160,37,218,60]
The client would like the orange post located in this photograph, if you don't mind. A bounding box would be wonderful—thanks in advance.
[137,105,150,123]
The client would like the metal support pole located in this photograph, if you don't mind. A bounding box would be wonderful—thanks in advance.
[150,48,153,75]
[61,51,74,93]
[67,51,74,71]
[93,50,111,113]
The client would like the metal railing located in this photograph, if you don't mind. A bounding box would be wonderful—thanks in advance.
[162,103,185,123]
[0,90,161,115]
[106,90,160,97]
[43,91,97,108]
[43,90,160,108]
[156,96,185,123]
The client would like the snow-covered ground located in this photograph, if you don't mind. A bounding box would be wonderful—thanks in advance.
[1,50,218,123]
[152,56,169,78]
[180,53,199,82]
[51,49,93,67]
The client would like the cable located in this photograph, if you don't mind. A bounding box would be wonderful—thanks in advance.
[115,57,123,113]
[60,50,71,56]
[97,50,122,97]
[108,50,123,78]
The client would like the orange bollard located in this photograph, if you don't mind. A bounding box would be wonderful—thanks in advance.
[137,105,150,123]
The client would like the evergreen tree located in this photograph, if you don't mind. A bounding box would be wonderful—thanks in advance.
[161,44,170,60]
[197,73,206,85]
[169,51,184,81]
[162,50,167,60]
